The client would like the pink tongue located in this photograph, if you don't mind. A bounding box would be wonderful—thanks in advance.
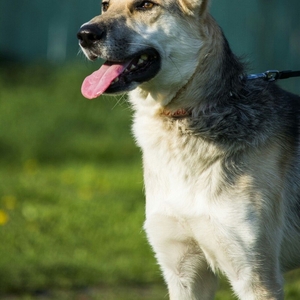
[81,61,131,99]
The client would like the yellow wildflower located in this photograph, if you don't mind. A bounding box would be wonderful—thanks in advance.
[0,210,9,225]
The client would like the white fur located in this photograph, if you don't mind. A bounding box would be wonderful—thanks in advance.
[79,0,300,298]
[130,90,284,300]
[127,3,286,299]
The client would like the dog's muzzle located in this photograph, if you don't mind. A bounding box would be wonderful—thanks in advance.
[77,22,161,99]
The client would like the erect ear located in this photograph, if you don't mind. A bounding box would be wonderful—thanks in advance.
[178,0,210,16]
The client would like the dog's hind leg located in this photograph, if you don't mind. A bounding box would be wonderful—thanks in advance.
[145,215,218,300]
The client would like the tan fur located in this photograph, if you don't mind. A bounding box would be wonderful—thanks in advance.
[178,0,209,15]
[78,0,300,299]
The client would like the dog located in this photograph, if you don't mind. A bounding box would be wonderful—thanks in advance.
[77,0,300,299]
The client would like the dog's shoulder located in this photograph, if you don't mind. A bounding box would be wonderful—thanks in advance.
[188,79,300,149]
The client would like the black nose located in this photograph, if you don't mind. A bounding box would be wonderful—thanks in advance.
[77,24,104,48]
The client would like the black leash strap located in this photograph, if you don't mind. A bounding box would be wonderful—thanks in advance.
[247,70,300,82]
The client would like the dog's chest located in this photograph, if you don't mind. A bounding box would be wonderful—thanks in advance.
[132,112,225,217]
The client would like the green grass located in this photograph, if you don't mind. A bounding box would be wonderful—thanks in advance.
[0,62,299,299]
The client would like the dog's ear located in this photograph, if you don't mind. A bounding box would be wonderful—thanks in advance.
[178,0,210,16]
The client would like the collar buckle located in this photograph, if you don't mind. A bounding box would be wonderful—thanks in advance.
[264,70,280,82]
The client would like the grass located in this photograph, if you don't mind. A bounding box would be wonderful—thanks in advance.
[0,62,299,299]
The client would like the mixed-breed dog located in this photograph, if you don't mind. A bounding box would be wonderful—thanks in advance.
[76,0,300,299]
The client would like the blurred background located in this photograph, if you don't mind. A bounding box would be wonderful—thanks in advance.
[0,1,300,299]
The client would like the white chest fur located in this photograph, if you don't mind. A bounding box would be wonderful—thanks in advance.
[132,106,260,274]
[131,106,225,218]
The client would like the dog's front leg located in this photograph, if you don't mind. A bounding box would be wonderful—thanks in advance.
[225,243,284,300]
[201,208,285,300]
[145,214,218,300]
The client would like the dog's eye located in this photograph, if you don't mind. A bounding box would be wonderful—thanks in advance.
[141,2,154,9]
[102,1,109,12]
[136,1,155,10]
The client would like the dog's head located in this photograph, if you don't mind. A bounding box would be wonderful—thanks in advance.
[77,0,211,102]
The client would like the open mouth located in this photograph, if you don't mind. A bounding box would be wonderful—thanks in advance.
[81,49,161,99]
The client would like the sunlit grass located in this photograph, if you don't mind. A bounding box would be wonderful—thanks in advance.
[0,63,299,299]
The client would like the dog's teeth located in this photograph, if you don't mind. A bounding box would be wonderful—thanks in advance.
[112,77,119,84]
[141,54,148,60]
[130,64,137,70]
[138,59,144,65]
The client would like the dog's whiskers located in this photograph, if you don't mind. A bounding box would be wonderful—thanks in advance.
[111,93,127,111]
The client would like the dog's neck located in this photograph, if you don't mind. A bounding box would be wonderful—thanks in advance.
[170,18,244,112]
